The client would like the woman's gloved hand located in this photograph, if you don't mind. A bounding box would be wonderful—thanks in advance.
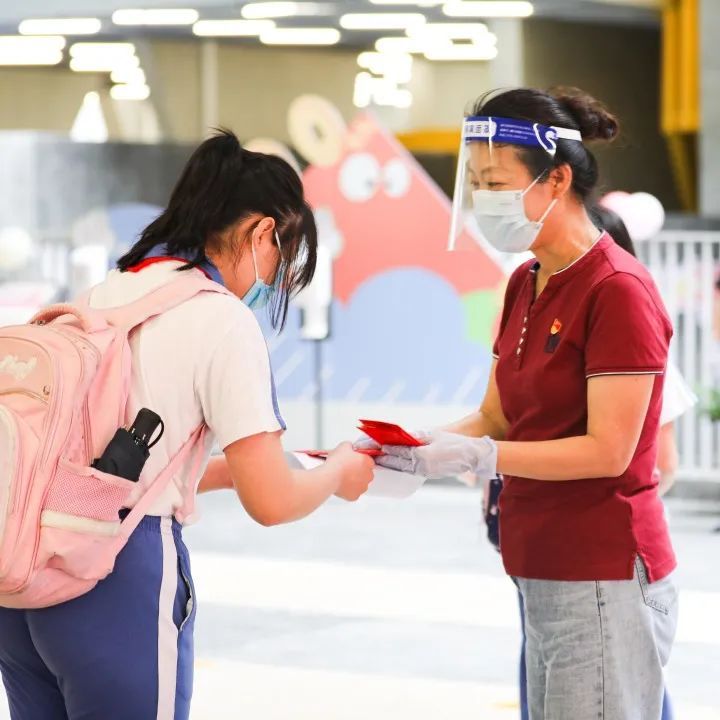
[375,431,498,480]
[353,429,431,454]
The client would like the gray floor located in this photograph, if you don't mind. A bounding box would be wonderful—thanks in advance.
[1,488,719,719]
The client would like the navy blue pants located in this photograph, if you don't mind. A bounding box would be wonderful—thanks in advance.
[0,515,196,720]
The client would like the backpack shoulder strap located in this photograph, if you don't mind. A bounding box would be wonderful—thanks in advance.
[114,423,208,543]
[83,274,232,332]
[29,303,108,334]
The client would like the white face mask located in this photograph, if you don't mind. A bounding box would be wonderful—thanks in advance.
[472,174,558,254]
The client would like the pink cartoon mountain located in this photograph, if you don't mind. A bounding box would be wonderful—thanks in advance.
[302,113,504,305]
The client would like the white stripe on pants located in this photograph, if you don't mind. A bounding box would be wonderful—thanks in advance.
[157,517,179,720]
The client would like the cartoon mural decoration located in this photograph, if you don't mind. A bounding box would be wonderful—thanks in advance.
[255,96,506,411]
[18,97,507,441]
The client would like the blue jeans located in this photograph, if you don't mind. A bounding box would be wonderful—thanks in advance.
[516,559,677,720]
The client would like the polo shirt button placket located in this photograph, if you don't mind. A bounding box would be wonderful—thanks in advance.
[516,316,528,367]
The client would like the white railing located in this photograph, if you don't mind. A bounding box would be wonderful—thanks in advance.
[637,231,720,482]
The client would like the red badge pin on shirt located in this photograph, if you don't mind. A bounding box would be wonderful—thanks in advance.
[545,319,563,353]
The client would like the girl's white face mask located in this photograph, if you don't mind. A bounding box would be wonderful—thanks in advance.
[472,174,558,254]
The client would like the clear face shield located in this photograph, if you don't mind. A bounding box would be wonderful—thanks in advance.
[449,116,583,253]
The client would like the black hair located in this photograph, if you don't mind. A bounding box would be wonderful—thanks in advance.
[471,86,620,204]
[590,205,636,257]
[117,129,317,330]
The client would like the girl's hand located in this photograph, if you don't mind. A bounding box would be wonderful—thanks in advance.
[326,443,375,501]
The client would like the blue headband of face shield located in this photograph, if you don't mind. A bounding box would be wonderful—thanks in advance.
[463,116,583,156]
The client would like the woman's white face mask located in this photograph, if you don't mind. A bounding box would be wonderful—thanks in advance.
[472,174,558,254]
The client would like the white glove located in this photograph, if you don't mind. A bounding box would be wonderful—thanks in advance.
[376,431,498,481]
[353,429,431,453]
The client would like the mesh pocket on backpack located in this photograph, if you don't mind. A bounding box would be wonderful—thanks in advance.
[43,460,135,527]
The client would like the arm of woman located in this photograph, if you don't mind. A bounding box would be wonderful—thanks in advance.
[495,373,655,480]
[442,360,510,441]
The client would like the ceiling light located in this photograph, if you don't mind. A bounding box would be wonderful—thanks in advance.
[242,2,301,18]
[241,2,330,18]
[424,44,498,60]
[260,27,341,45]
[19,18,101,35]
[407,22,492,41]
[70,56,141,72]
[369,0,442,4]
[357,51,413,82]
[111,83,151,101]
[353,72,373,109]
[442,1,533,18]
[110,66,146,84]
[340,13,427,30]
[112,9,199,26]
[70,42,136,58]
[192,19,274,36]
[0,35,65,65]
[375,36,426,54]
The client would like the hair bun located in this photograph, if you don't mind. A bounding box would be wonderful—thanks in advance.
[550,86,619,142]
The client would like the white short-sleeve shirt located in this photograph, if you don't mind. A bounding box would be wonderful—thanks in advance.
[660,361,697,426]
[88,261,284,521]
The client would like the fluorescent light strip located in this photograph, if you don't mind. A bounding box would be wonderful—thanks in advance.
[424,44,498,60]
[0,35,66,51]
[241,2,330,18]
[0,52,63,66]
[408,22,492,40]
[70,42,136,57]
[0,34,66,65]
[19,18,101,35]
[112,9,199,26]
[111,83,151,101]
[375,36,427,54]
[110,66,146,84]
[370,0,442,4]
[442,1,534,18]
[192,19,274,36]
[260,27,340,45]
[70,55,141,72]
[357,51,413,82]
[340,13,427,30]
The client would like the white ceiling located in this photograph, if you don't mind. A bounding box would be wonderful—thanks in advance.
[0,1,661,45]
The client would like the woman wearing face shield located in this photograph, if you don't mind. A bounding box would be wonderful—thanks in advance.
[377,88,677,720]
[0,130,374,720]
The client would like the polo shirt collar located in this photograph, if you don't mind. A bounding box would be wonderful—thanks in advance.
[529,232,610,290]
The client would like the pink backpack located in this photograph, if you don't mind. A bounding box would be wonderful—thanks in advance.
[0,275,227,609]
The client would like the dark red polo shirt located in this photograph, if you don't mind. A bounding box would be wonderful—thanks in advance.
[494,233,676,582]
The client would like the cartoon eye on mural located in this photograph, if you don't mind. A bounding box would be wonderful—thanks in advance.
[250,95,506,440]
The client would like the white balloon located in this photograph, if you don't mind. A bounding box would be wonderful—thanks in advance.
[0,227,35,271]
[623,192,666,242]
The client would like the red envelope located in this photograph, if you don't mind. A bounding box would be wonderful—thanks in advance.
[357,420,426,447]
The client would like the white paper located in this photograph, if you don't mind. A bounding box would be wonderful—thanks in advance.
[365,467,427,498]
[290,452,427,499]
